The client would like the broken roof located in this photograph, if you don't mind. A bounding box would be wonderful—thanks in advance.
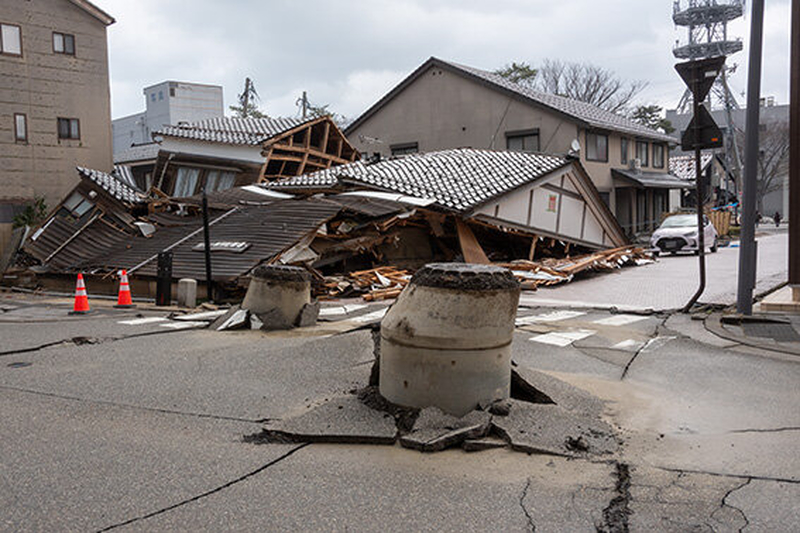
[156,117,309,146]
[113,143,160,165]
[268,148,571,213]
[345,57,677,144]
[78,167,146,204]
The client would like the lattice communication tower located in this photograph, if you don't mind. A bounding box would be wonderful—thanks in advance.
[673,0,744,113]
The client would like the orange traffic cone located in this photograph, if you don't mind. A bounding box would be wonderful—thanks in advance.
[114,269,136,308]
[69,273,91,315]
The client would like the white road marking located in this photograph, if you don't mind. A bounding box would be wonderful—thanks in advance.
[174,310,228,321]
[351,308,388,323]
[319,304,369,317]
[516,310,586,326]
[529,329,596,347]
[612,339,643,350]
[159,321,207,330]
[593,314,649,327]
[118,317,168,325]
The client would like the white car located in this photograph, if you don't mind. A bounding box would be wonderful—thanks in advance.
[650,214,718,257]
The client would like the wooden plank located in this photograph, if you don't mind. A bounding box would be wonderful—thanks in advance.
[320,121,330,153]
[528,235,538,261]
[456,218,490,264]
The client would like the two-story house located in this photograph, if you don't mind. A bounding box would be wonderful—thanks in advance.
[345,57,686,236]
[0,0,114,255]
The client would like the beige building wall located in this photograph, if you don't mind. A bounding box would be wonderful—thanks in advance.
[347,64,671,217]
[0,0,113,219]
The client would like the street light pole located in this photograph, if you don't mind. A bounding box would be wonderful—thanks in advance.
[736,0,765,315]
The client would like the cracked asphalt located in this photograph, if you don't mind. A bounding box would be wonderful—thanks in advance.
[1,269,799,531]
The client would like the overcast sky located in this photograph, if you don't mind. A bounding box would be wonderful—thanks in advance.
[94,0,793,122]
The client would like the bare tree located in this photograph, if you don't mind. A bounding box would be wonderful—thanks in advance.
[536,60,647,114]
[495,59,647,114]
[750,119,790,213]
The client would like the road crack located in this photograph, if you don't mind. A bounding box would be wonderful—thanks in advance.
[519,477,536,532]
[596,462,631,533]
[710,478,751,532]
[94,443,309,532]
[0,385,263,424]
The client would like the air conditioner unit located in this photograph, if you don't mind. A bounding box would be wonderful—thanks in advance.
[629,158,642,172]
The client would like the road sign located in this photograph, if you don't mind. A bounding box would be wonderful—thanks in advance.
[681,105,725,151]
[675,56,727,102]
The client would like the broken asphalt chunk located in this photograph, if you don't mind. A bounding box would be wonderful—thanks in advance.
[491,399,617,457]
[295,301,320,328]
[211,306,248,331]
[254,396,397,445]
[399,407,491,452]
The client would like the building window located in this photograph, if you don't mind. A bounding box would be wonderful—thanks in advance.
[57,118,80,140]
[62,192,95,218]
[0,23,22,56]
[158,91,164,101]
[505,129,540,152]
[53,32,75,55]
[169,87,176,97]
[173,167,201,197]
[390,142,418,156]
[586,132,608,162]
[204,170,236,192]
[620,138,629,165]
[151,93,156,102]
[635,141,649,166]
[652,143,665,168]
[14,113,27,143]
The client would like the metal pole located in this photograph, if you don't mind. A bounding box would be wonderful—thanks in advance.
[736,0,765,315]
[202,188,213,302]
[682,94,707,312]
[789,0,800,297]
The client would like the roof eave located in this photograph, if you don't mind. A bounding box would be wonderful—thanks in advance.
[68,0,115,25]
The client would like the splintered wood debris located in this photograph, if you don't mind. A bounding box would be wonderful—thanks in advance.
[315,246,651,300]
[496,245,652,290]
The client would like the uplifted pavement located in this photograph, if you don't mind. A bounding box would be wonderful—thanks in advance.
[1,286,799,531]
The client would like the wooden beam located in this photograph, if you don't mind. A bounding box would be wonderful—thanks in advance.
[528,235,538,261]
[336,137,343,158]
[320,121,330,153]
[456,218,490,264]
[270,146,352,166]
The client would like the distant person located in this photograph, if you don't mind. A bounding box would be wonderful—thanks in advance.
[774,211,782,227]
[756,211,761,226]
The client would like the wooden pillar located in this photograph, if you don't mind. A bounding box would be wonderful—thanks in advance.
[790,0,800,298]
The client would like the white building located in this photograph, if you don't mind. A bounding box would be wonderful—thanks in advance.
[112,81,224,154]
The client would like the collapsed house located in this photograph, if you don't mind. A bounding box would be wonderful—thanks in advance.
[9,148,648,301]
[150,115,359,197]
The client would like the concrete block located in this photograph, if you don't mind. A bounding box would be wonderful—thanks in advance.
[255,308,293,331]
[295,301,320,328]
[380,263,520,416]
[176,279,197,308]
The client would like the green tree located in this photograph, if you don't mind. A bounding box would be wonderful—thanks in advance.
[229,77,267,119]
[631,104,675,134]
[493,62,538,87]
[12,197,48,228]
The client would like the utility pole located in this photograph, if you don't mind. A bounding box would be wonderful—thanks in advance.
[790,0,800,299]
[736,0,765,315]
[300,91,308,119]
[242,78,252,117]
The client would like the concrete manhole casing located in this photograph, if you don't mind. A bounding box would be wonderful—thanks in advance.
[379,263,521,417]
[242,265,311,328]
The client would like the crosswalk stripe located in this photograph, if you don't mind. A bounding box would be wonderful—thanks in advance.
[118,317,168,325]
[516,310,586,326]
[529,329,596,347]
[593,314,649,326]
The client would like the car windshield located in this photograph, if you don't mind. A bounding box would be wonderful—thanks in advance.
[660,215,697,228]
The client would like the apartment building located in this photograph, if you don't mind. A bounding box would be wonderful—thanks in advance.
[0,0,114,253]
